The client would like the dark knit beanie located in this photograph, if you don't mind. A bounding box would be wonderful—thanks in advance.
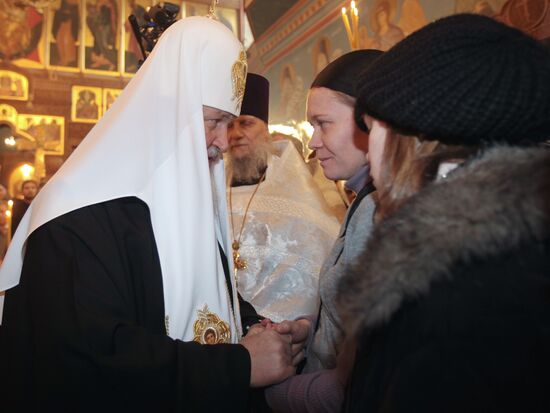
[311,49,383,97]
[240,73,269,123]
[355,14,550,146]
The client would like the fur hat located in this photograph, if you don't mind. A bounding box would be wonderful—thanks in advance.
[355,14,550,146]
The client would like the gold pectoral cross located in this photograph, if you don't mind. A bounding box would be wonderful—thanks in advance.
[232,240,247,270]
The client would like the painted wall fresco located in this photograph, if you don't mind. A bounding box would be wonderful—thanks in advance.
[103,87,122,113]
[0,1,46,67]
[84,0,120,71]
[2,0,240,74]
[0,104,65,180]
[19,114,65,156]
[0,71,29,101]
[266,17,346,124]
[49,0,80,68]
[261,0,547,126]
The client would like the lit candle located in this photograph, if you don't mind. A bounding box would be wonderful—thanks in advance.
[6,202,12,243]
[352,7,359,49]
[341,7,354,50]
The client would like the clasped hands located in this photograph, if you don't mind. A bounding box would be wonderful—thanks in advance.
[240,318,310,387]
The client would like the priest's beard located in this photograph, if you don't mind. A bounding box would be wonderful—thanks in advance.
[227,139,273,185]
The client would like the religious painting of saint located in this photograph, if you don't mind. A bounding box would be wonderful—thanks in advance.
[499,0,549,35]
[102,88,122,114]
[0,71,29,101]
[84,0,119,72]
[17,115,65,155]
[0,0,46,67]
[124,0,151,73]
[397,0,428,36]
[454,0,508,16]
[72,86,102,123]
[366,0,405,51]
[192,304,231,345]
[278,64,304,122]
[311,37,331,75]
[49,0,80,68]
[203,328,218,345]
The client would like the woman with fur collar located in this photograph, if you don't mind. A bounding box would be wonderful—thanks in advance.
[339,14,550,413]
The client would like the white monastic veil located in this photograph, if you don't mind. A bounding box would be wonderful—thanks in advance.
[0,16,245,342]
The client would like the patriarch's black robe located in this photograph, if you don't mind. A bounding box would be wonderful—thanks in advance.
[10,198,31,238]
[0,197,257,412]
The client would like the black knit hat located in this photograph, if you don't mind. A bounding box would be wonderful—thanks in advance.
[355,14,550,146]
[240,73,269,123]
[311,49,383,98]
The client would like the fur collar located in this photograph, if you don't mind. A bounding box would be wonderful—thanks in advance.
[338,145,550,336]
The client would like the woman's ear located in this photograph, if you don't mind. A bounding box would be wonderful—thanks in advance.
[372,118,390,135]
[362,114,388,133]
[362,114,370,131]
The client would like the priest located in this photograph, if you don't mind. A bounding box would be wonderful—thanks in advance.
[226,73,340,322]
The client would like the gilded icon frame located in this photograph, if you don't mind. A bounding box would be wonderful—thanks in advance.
[71,85,103,123]
[0,70,29,101]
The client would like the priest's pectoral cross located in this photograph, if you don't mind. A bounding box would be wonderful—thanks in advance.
[232,240,247,271]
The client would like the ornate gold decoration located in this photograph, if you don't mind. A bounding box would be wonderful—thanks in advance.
[0,104,65,180]
[0,70,29,101]
[232,241,247,271]
[0,103,18,126]
[193,304,231,345]
[71,85,103,123]
[206,0,220,19]
[231,49,247,113]
[102,88,123,114]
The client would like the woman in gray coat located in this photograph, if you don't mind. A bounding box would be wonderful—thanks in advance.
[265,49,382,413]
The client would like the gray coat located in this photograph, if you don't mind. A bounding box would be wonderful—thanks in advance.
[304,187,376,373]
